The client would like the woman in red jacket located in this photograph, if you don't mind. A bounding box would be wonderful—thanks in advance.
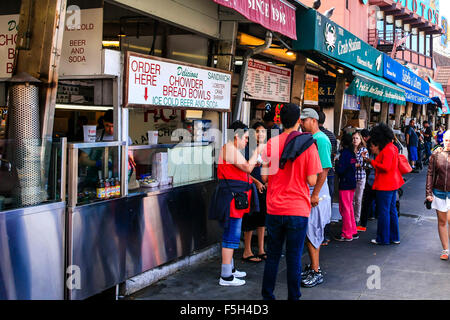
[363,124,404,245]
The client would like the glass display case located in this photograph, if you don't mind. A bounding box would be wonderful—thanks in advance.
[128,141,215,195]
[67,141,126,207]
[0,137,66,211]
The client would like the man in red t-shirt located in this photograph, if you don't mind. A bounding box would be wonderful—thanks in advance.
[260,103,322,300]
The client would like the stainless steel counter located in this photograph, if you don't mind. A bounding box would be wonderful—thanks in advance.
[66,179,220,300]
[0,202,66,300]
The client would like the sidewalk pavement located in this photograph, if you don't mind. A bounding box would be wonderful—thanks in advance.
[126,168,450,300]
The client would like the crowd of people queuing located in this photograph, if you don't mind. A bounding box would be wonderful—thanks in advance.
[404,119,444,172]
[209,103,448,300]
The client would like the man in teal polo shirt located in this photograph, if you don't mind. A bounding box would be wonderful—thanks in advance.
[300,108,332,288]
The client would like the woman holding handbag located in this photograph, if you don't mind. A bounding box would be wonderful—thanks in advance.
[426,130,450,260]
[363,124,404,245]
[208,120,265,286]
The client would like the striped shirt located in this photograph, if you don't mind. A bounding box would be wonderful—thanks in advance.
[320,126,337,176]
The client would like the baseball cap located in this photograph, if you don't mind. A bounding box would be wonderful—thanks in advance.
[300,108,319,120]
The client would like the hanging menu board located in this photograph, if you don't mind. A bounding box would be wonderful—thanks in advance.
[304,74,319,105]
[124,52,232,111]
[244,59,291,103]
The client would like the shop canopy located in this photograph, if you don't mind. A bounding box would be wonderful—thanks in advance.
[396,84,433,105]
[213,0,298,39]
[428,77,450,114]
[339,61,406,106]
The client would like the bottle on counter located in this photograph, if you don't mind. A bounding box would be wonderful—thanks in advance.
[104,178,111,199]
[114,177,120,197]
[96,179,105,199]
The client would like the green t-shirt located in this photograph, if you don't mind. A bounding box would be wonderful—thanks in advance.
[313,130,332,169]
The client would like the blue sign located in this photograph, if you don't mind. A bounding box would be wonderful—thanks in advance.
[344,94,361,111]
[403,87,432,105]
[383,54,429,96]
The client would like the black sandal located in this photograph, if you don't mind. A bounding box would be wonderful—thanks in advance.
[242,255,262,263]
[257,253,267,260]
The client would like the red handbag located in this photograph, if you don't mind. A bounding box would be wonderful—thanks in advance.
[398,154,412,174]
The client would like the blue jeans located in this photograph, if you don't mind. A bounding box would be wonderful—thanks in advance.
[375,190,400,244]
[222,217,242,249]
[424,141,432,162]
[261,215,308,300]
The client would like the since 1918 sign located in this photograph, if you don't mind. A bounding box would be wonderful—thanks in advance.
[124,52,232,111]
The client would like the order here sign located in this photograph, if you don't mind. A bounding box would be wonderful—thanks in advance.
[124,52,232,111]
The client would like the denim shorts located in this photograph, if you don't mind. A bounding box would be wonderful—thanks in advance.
[408,146,418,161]
[222,217,242,249]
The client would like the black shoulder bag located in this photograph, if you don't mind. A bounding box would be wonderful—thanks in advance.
[224,175,250,210]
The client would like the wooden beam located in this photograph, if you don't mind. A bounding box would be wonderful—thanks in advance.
[381,102,389,124]
[15,0,67,139]
[216,21,237,72]
[291,54,307,106]
[394,104,402,129]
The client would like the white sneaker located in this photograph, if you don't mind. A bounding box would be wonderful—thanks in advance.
[232,269,246,278]
[219,276,246,286]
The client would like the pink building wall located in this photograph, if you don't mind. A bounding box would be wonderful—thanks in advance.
[299,0,369,42]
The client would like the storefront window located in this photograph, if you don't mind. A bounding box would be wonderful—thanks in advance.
[127,109,218,194]
[411,28,418,52]
[386,15,394,41]
[425,34,431,56]
[376,11,384,39]
[419,32,425,55]
[0,138,65,211]
[71,143,123,206]
[395,19,403,40]
[404,24,411,49]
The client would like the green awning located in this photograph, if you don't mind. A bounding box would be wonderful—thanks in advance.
[340,62,406,105]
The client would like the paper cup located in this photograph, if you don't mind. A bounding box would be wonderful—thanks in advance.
[83,125,97,142]
[148,130,158,145]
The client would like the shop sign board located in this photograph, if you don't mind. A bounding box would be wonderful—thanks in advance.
[59,7,103,76]
[303,74,319,105]
[124,52,232,111]
[442,16,449,48]
[393,0,440,26]
[389,103,395,115]
[374,102,381,113]
[0,14,19,78]
[293,9,384,77]
[213,0,297,40]
[318,81,336,105]
[383,54,429,96]
[344,94,361,111]
[244,59,291,103]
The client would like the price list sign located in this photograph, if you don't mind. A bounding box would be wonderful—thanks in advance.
[244,59,291,103]
[124,52,232,111]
